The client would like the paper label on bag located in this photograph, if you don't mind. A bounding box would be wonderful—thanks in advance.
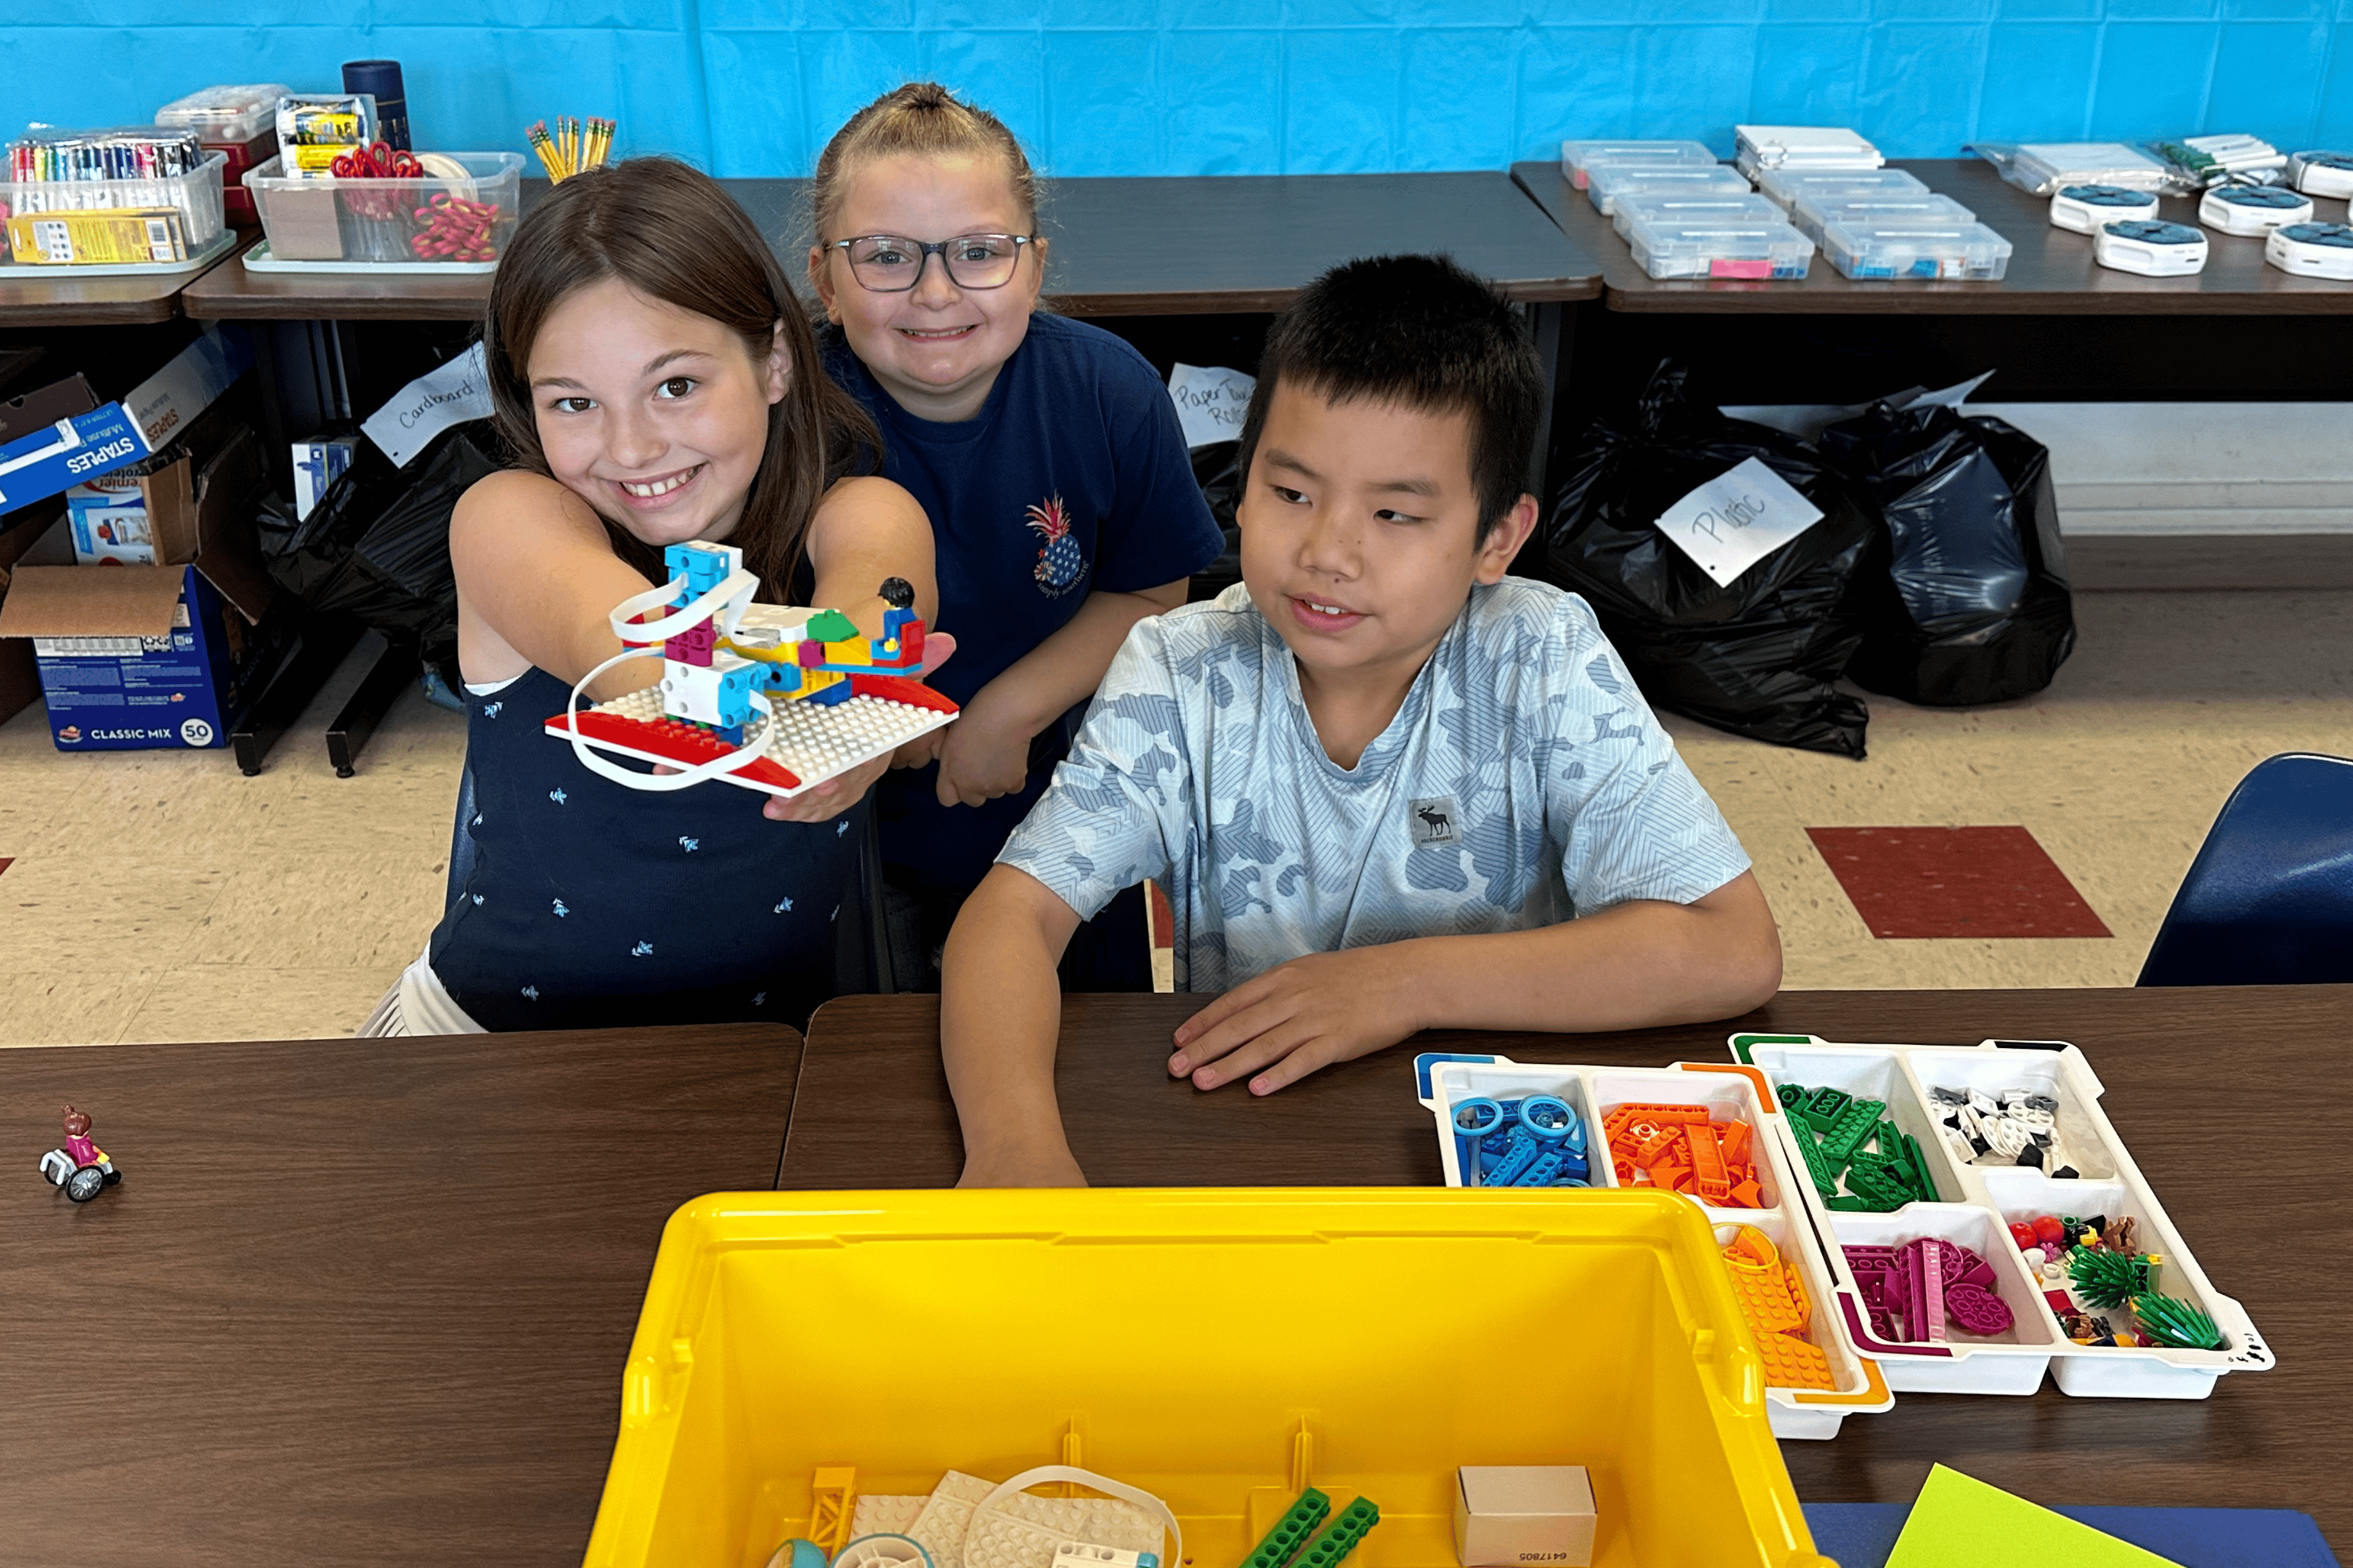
[363,343,492,469]
[1167,363,1255,449]
[1652,456,1824,587]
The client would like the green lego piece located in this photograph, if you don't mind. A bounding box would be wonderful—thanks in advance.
[2069,1247,2149,1310]
[1241,1489,1331,1568]
[1843,1162,1911,1211]
[1846,1148,1895,1175]
[2131,1293,2224,1351]
[1819,1098,1887,1168]
[1777,1082,1805,1110]
[1825,1194,1875,1211]
[804,608,860,641]
[1790,1124,1839,1197]
[1291,1498,1379,1568]
[1796,1087,1853,1133]
[1897,1129,1936,1200]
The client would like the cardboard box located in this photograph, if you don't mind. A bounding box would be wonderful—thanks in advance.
[0,502,60,728]
[291,433,358,521]
[1454,1467,1597,1568]
[0,421,280,751]
[63,401,259,566]
[0,325,252,515]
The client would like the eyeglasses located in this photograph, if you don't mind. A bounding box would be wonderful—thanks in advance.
[824,232,1035,292]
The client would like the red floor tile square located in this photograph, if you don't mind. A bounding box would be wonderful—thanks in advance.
[1806,827,2112,940]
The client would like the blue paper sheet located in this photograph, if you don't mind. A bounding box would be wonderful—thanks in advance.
[1805,1502,2341,1568]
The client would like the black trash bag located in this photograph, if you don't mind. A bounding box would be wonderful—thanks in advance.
[1819,400,2075,706]
[1188,438,1243,602]
[255,421,503,689]
[1546,364,1882,759]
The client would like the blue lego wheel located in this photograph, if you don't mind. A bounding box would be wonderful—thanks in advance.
[1518,1095,1575,1140]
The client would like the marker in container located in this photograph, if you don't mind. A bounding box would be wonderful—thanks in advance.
[2050,184,2158,234]
[2095,219,2208,277]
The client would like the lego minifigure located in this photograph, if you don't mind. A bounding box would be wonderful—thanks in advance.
[39,1105,122,1203]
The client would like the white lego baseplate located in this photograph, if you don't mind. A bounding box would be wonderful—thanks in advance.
[548,680,955,800]
[856,1472,1165,1568]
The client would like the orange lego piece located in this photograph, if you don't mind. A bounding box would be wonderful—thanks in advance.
[1719,1225,1836,1390]
[1753,1331,1837,1391]
[1635,1126,1684,1167]
[1613,1103,1712,1126]
[1727,1178,1763,1209]
[1647,1162,1690,1193]
[1721,1119,1752,1167]
[1689,1121,1730,1200]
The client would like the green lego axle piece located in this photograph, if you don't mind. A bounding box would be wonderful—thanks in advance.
[1292,1498,1380,1568]
[1241,1488,1331,1568]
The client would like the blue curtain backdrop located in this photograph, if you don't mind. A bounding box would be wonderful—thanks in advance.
[6,3,2348,179]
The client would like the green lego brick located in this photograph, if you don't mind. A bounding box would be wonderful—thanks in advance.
[1790,1124,1839,1197]
[1796,1087,1852,1133]
[1897,1128,1935,1200]
[1819,1098,1887,1168]
[1291,1498,1379,1568]
[1777,1082,1805,1110]
[1843,1162,1911,1211]
[1825,1194,1876,1211]
[1241,1488,1331,1568]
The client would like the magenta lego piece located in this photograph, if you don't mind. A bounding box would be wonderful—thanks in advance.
[1946,1282,2013,1335]
[797,640,824,668]
[1906,1237,1946,1341]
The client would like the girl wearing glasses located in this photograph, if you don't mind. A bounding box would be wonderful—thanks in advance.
[810,82,1226,987]
[363,159,948,1035]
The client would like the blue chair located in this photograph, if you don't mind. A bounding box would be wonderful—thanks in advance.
[2138,753,2353,986]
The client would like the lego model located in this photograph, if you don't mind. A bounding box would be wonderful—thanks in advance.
[546,540,957,798]
[38,1105,121,1203]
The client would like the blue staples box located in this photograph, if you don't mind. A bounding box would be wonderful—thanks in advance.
[0,424,279,751]
[0,323,251,515]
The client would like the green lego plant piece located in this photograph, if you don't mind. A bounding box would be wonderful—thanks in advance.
[1240,1488,1332,1568]
[1790,1123,1839,1197]
[1819,1098,1888,1167]
[1291,1498,1379,1568]
[2131,1293,2224,1351]
[1796,1087,1853,1133]
[2068,1247,2149,1309]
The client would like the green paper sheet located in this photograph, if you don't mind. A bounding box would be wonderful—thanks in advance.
[1884,1466,2186,1567]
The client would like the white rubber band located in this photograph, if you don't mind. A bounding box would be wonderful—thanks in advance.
[562,646,777,792]
[608,568,760,646]
[971,1467,1182,1568]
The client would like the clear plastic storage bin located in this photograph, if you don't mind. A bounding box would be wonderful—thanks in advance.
[1608,192,1780,240]
[1818,216,2014,280]
[243,150,522,266]
[154,83,286,144]
[1585,163,1751,216]
[0,150,227,267]
[1560,139,1718,189]
[1755,166,1929,211]
[1789,192,1975,246]
[1623,216,1815,280]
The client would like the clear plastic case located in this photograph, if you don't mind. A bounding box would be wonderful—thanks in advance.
[1789,191,1975,246]
[1818,216,2015,280]
[1608,191,1780,239]
[1558,137,1716,189]
[0,150,227,266]
[1584,162,1751,215]
[243,151,521,267]
[153,84,288,146]
[2005,141,2172,195]
[1623,215,1815,279]
[1757,166,1928,211]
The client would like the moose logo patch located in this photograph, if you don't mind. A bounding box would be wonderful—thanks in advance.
[1409,796,1459,847]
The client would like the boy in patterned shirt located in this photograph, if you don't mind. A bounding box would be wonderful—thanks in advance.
[941,255,1781,1186]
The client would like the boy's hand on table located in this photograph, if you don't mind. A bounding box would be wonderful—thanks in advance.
[933,686,1034,807]
[763,632,957,823]
[957,1142,1089,1189]
[1168,947,1424,1095]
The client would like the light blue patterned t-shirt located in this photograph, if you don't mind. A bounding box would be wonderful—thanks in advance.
[998,579,1753,992]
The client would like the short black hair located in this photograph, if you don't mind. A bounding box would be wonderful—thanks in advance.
[1235,254,1543,541]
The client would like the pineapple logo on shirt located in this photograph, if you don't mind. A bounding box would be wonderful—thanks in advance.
[1027,495,1084,597]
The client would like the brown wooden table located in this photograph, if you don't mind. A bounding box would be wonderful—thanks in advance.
[786,986,2351,1549]
[182,172,1599,322]
[1513,157,2353,314]
[1,1023,800,1567]
[0,234,247,326]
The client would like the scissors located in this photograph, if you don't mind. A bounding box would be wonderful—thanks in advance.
[331,141,424,178]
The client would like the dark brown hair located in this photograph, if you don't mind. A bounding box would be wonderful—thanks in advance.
[810,82,1043,247]
[484,157,878,594]
[1236,254,1541,542]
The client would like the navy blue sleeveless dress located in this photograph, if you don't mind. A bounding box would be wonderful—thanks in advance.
[427,664,860,1031]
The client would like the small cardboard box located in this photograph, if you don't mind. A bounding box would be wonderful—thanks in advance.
[63,401,256,566]
[1454,1467,1597,1568]
[0,421,280,751]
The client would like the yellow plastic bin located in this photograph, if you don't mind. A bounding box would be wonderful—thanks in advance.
[587,1189,1833,1568]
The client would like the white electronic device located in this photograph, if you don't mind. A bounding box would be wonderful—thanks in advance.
[2288,151,2353,200]
[2199,184,2313,236]
[2050,184,2160,234]
[2094,220,2209,277]
[2264,222,2353,280]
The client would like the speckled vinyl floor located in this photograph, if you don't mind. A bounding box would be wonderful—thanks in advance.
[0,592,2345,1045]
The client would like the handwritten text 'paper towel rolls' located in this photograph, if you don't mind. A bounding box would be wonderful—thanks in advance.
[1652,456,1825,587]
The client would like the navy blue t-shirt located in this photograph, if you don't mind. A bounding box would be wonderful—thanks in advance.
[822,313,1224,897]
